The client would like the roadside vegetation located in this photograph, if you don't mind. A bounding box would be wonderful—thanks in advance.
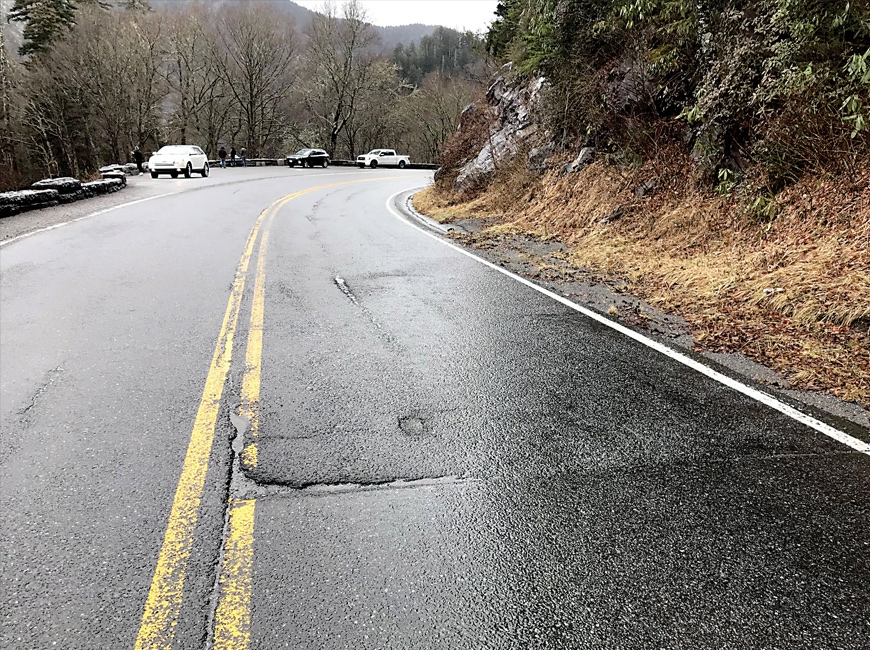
[0,0,492,191]
[423,0,870,406]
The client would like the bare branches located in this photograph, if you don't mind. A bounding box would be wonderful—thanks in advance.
[164,6,229,151]
[2,0,487,189]
[302,0,381,156]
[212,3,296,156]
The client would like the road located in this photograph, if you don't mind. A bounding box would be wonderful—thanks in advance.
[1,168,868,649]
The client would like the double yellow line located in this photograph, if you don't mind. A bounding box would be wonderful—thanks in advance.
[135,178,387,650]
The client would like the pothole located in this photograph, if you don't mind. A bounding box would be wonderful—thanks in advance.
[398,415,428,436]
[334,276,360,305]
[229,411,251,452]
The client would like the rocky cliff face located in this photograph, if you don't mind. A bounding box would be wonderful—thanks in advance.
[452,65,598,192]
[454,65,548,191]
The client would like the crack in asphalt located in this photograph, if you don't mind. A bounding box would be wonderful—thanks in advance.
[203,408,239,650]
[234,474,479,500]
[295,474,478,494]
[19,365,64,424]
[333,275,360,306]
[333,275,394,343]
[203,405,254,650]
[304,197,325,222]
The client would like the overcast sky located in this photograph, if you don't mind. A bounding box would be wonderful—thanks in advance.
[293,0,500,33]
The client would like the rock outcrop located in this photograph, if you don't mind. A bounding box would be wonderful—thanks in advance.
[455,66,548,191]
[560,147,595,176]
[452,68,603,190]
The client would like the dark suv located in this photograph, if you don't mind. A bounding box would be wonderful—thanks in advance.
[285,148,330,168]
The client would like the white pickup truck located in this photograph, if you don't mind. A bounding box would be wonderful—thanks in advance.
[356,149,410,169]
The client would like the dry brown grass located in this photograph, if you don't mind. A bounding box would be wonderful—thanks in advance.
[412,187,499,223]
[424,155,870,406]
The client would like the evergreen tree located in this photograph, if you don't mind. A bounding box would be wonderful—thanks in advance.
[394,27,484,86]
[486,0,520,58]
[9,0,78,56]
[9,0,76,55]
[10,0,111,56]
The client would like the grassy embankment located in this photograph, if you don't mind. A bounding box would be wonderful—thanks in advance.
[415,156,870,407]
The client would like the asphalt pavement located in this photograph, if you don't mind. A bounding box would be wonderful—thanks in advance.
[1,168,867,649]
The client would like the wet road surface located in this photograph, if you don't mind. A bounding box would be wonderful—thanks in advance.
[1,168,868,649]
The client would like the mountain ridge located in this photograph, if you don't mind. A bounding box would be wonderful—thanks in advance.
[1,0,441,58]
[145,0,439,50]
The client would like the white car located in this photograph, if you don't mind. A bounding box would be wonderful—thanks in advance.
[148,145,209,178]
[356,149,410,169]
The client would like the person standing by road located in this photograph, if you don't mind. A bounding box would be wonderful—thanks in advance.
[133,147,144,174]
[219,146,227,169]
[240,147,247,167]
[230,146,237,168]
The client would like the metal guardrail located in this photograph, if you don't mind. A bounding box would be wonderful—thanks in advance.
[207,158,439,170]
[207,158,280,167]
[332,160,440,170]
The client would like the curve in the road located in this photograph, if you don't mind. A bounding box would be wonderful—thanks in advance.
[135,177,393,650]
[3,169,866,650]
[134,185,270,650]
[0,170,356,249]
[385,190,870,455]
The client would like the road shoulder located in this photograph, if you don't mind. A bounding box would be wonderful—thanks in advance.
[0,176,161,245]
[398,188,870,436]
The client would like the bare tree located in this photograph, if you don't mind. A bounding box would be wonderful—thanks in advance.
[401,72,479,162]
[20,54,90,177]
[0,23,16,176]
[340,58,399,158]
[127,11,166,151]
[212,4,296,156]
[165,6,230,153]
[19,31,95,176]
[303,0,380,157]
[38,7,164,161]
[20,5,167,168]
[2,0,488,188]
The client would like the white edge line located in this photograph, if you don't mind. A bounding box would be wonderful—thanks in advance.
[385,187,870,455]
[0,192,179,248]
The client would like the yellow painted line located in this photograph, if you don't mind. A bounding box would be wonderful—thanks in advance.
[134,195,285,650]
[213,499,257,650]
[137,177,391,650]
[213,177,394,648]
[238,218,270,469]
[237,191,291,470]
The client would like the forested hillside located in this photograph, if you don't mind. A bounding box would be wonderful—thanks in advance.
[0,0,492,190]
[423,0,870,406]
[1,0,440,57]
[394,27,490,86]
[466,0,869,193]
[145,0,439,51]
